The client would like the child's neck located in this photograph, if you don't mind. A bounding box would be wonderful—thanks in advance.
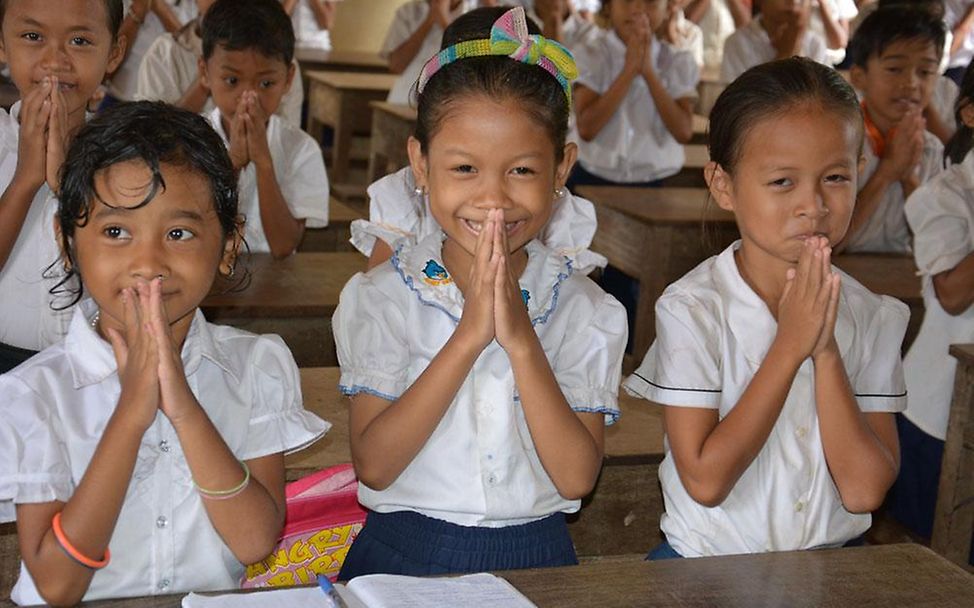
[733,244,791,316]
[861,101,893,137]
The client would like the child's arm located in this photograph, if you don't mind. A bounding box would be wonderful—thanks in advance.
[0,80,61,270]
[151,0,183,33]
[816,0,849,51]
[282,0,299,15]
[665,238,838,507]
[640,41,694,144]
[307,0,338,30]
[574,25,645,141]
[16,288,167,606]
[930,252,974,315]
[839,110,924,252]
[348,212,502,490]
[386,1,449,74]
[492,216,604,498]
[242,93,305,258]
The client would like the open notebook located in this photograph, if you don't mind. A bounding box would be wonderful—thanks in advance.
[182,573,537,608]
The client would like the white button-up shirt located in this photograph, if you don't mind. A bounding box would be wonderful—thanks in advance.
[720,16,830,84]
[350,167,607,274]
[206,108,329,254]
[0,300,330,603]
[0,102,73,351]
[624,241,908,557]
[334,232,627,527]
[572,30,699,183]
[904,149,974,440]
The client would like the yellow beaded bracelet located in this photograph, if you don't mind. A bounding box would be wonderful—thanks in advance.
[194,461,250,500]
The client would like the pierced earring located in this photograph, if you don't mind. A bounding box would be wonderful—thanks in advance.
[553,187,566,199]
[413,186,426,197]
[227,263,235,278]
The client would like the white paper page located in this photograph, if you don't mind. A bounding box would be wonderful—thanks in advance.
[182,587,332,608]
[346,572,536,608]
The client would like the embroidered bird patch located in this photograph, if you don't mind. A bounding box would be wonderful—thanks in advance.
[422,259,452,286]
[521,289,531,306]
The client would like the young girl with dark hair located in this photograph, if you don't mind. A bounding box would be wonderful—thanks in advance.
[334,6,627,579]
[625,57,907,559]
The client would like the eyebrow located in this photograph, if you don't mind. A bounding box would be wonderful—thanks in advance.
[879,54,938,63]
[16,16,99,34]
[218,64,284,76]
[440,149,544,160]
[93,206,206,222]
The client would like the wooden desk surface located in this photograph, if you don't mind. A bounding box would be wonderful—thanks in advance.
[328,197,365,224]
[202,252,364,318]
[577,185,733,225]
[684,143,709,169]
[950,343,974,365]
[369,100,417,121]
[692,113,708,136]
[305,69,398,91]
[295,48,388,72]
[27,544,972,607]
[833,253,921,304]
[286,367,665,476]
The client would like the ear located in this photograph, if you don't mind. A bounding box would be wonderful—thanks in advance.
[555,142,578,189]
[705,161,735,212]
[219,214,244,277]
[848,65,865,91]
[107,34,128,75]
[960,100,974,129]
[283,61,296,95]
[198,56,211,90]
[406,135,428,191]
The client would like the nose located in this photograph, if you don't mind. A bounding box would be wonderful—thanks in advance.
[40,42,70,74]
[796,186,830,221]
[129,241,170,282]
[472,174,514,213]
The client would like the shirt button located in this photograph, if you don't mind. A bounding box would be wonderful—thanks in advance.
[487,473,498,485]
[796,427,807,439]
[795,501,805,513]
[159,440,170,453]
[158,579,170,591]
[156,516,168,529]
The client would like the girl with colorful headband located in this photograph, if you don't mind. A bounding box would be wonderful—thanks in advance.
[333,6,627,578]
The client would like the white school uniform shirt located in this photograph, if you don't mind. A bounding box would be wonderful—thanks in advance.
[573,31,699,183]
[350,167,607,274]
[523,9,600,52]
[932,75,960,135]
[206,107,329,254]
[945,0,974,70]
[0,102,73,351]
[110,1,185,101]
[668,11,706,70]
[809,0,858,65]
[903,150,974,440]
[381,0,479,105]
[334,231,627,527]
[845,129,943,253]
[624,241,909,557]
[135,22,306,128]
[0,299,330,604]
[291,0,332,51]
[720,16,830,84]
[698,0,736,72]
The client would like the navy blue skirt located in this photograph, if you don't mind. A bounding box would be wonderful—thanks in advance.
[337,510,577,580]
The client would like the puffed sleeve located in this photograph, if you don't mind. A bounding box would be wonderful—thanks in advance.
[540,191,607,275]
[851,296,909,412]
[240,334,331,460]
[278,61,305,129]
[281,128,329,228]
[906,176,974,277]
[573,35,607,93]
[381,2,423,59]
[333,272,412,401]
[624,290,722,408]
[0,376,73,522]
[350,168,423,256]
[135,36,180,103]
[719,32,748,84]
[664,47,700,101]
[552,292,627,425]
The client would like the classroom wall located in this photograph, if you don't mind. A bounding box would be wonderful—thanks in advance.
[330,0,411,53]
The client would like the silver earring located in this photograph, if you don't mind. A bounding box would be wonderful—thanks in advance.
[226,263,235,278]
[413,186,426,197]
[553,187,566,199]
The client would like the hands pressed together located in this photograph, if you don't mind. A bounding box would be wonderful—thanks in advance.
[775,236,841,364]
[884,109,925,189]
[455,208,535,356]
[623,13,655,78]
[105,278,198,434]
[17,76,69,194]
[227,91,272,171]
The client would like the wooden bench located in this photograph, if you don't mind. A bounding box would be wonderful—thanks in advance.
[290,367,665,558]
[202,253,365,367]
[297,197,364,252]
[932,343,974,567]
[304,71,398,185]
[368,101,416,185]
[0,522,17,605]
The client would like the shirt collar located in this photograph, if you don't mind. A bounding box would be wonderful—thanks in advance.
[391,230,573,325]
[66,299,239,389]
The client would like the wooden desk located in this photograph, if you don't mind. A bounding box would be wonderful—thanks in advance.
[662,143,708,187]
[298,197,364,252]
[25,544,973,607]
[305,70,398,184]
[202,253,365,367]
[696,64,724,117]
[368,101,416,184]
[578,185,738,362]
[933,343,974,567]
[691,113,708,144]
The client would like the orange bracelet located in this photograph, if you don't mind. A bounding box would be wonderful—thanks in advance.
[51,512,110,570]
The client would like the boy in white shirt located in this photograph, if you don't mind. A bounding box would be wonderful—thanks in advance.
[135,0,305,127]
[659,0,705,68]
[721,0,830,84]
[842,5,946,253]
[529,0,599,50]
[200,0,328,257]
[283,0,336,51]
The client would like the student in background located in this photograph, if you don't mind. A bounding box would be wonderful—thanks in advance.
[529,0,600,49]
[282,0,336,51]
[135,0,305,127]
[626,57,906,559]
[200,0,328,257]
[0,102,328,606]
[811,0,859,65]
[570,0,699,187]
[841,5,945,253]
[944,0,974,84]
[891,62,974,565]
[382,0,480,105]
[686,0,750,72]
[0,0,125,373]
[334,6,626,578]
[659,0,705,68]
[721,0,829,84]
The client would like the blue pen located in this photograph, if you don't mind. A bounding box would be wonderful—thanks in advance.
[318,574,350,608]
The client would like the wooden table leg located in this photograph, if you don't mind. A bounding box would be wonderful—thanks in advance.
[931,348,974,566]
